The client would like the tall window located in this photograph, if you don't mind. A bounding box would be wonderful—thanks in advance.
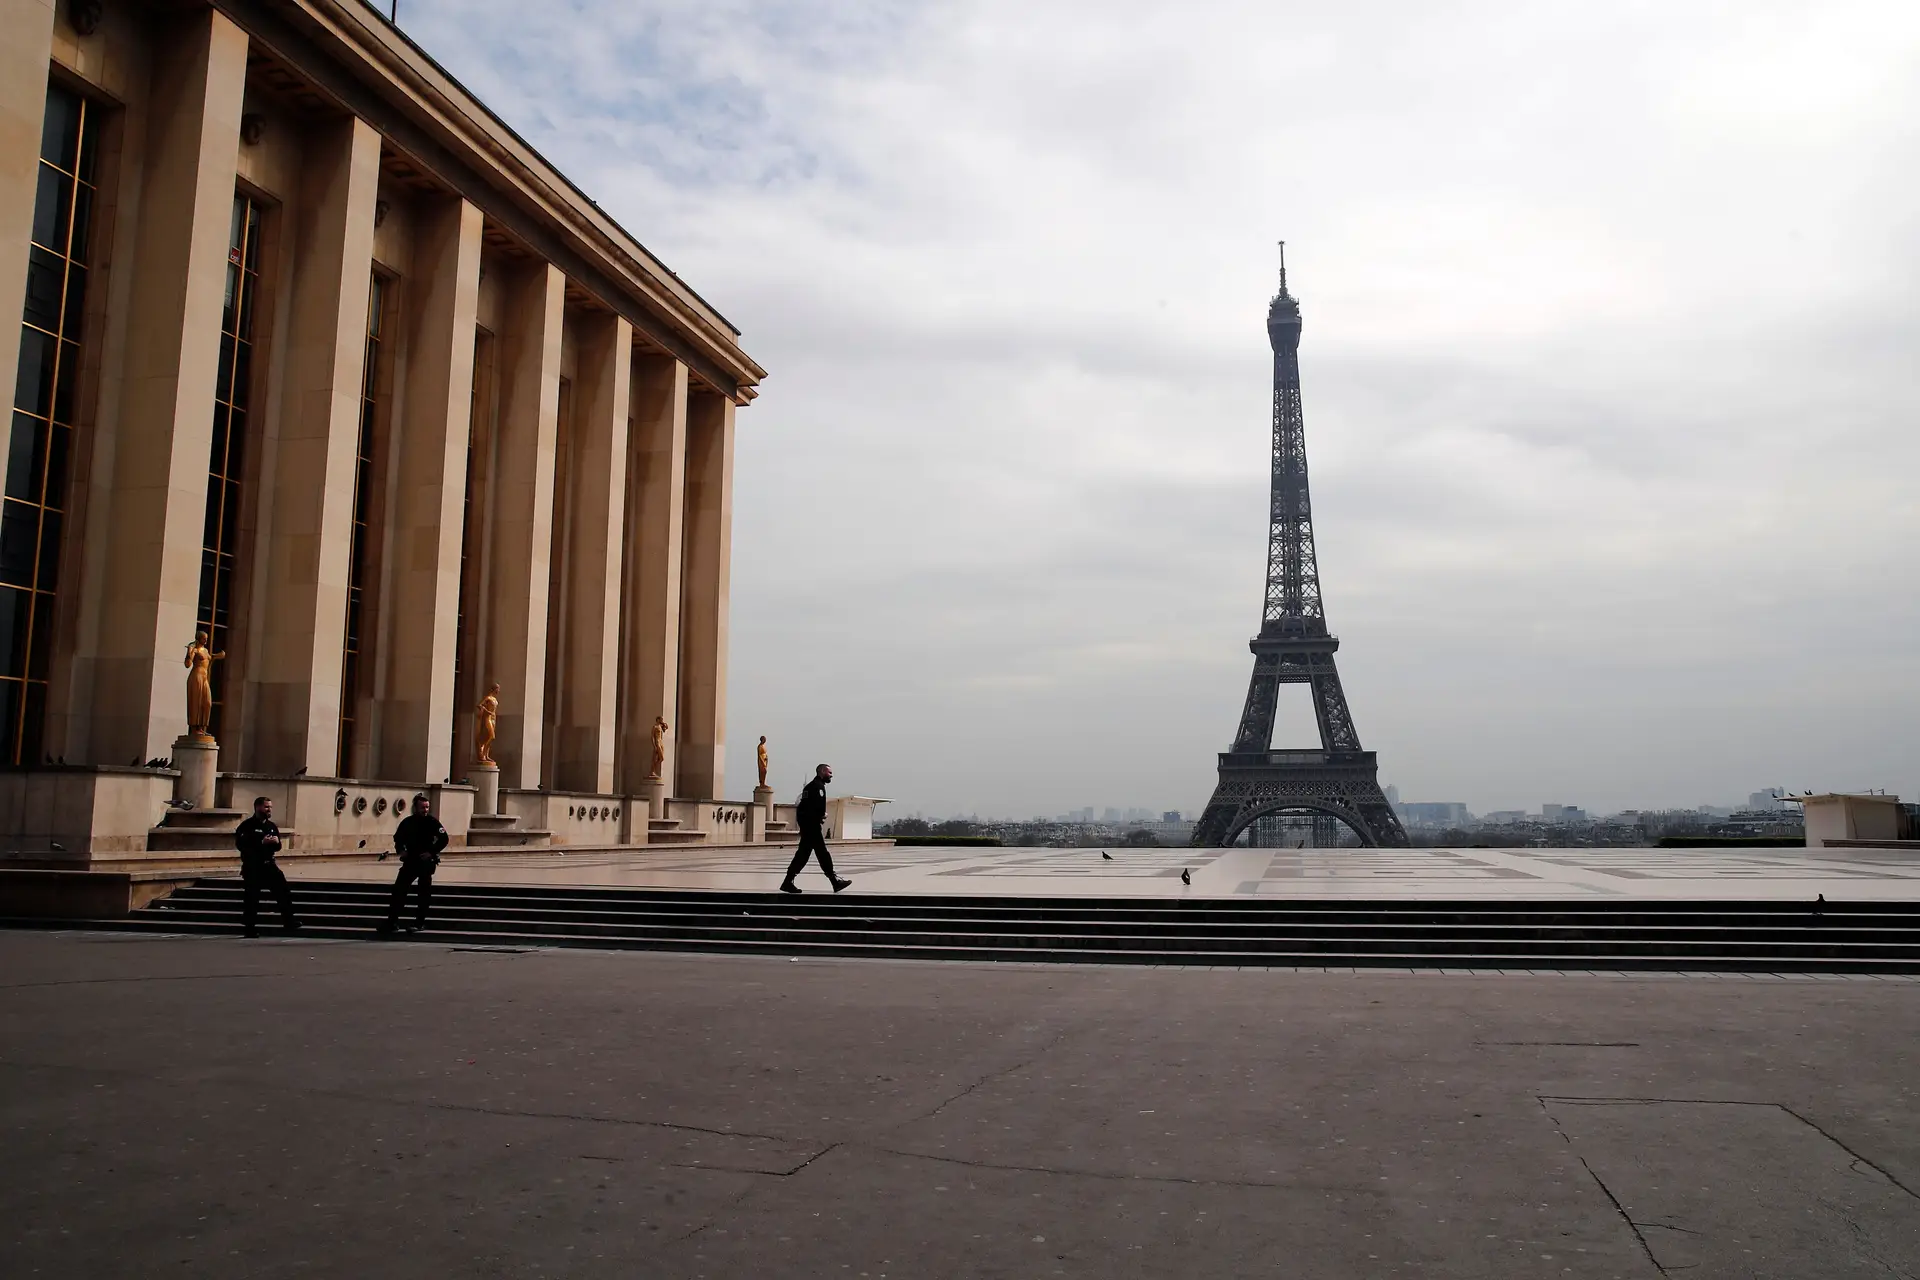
[196,194,263,740]
[452,329,493,771]
[3,84,99,765]
[337,272,385,776]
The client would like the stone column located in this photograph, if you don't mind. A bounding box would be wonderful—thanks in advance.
[248,116,380,775]
[675,390,735,802]
[84,8,248,762]
[0,0,58,417]
[552,313,631,793]
[481,263,563,791]
[617,355,687,795]
[374,196,481,783]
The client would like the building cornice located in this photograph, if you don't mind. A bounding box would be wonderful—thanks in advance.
[213,0,764,402]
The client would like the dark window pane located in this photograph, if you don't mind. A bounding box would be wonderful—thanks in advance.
[231,334,252,393]
[44,425,69,510]
[52,340,78,424]
[20,681,45,764]
[61,264,87,340]
[244,203,262,266]
[5,413,41,501]
[40,85,80,170]
[0,501,37,587]
[224,410,246,468]
[0,679,19,765]
[23,247,64,332]
[26,591,51,678]
[198,554,216,615]
[32,165,71,252]
[222,263,241,332]
[70,183,93,255]
[216,331,235,394]
[201,481,220,549]
[34,510,60,591]
[13,327,54,415]
[75,105,98,184]
[0,586,26,678]
[208,401,229,471]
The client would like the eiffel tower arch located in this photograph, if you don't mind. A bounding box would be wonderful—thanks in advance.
[1193,247,1408,850]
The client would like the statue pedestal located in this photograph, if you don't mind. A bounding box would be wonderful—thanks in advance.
[644,776,668,822]
[470,762,500,816]
[172,734,218,810]
[752,785,775,842]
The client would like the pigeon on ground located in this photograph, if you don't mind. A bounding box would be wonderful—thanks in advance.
[169,799,195,811]
[49,841,65,852]
[357,840,367,849]
[1180,868,1192,885]
[130,757,141,767]
[294,765,308,777]
[1101,851,1113,861]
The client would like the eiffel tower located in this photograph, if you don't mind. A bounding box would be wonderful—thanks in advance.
[1192,247,1409,849]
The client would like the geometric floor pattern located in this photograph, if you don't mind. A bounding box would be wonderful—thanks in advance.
[283,843,1920,901]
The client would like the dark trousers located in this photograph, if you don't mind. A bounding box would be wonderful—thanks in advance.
[241,858,297,933]
[384,859,434,929]
[783,825,838,884]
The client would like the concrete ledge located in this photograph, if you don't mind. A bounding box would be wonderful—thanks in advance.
[0,869,194,918]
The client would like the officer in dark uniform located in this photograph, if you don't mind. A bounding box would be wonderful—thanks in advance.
[379,793,449,934]
[780,763,852,894]
[233,796,301,937]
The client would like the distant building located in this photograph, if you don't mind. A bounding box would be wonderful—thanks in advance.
[1749,788,1786,810]
[1399,802,1470,827]
[1483,811,1527,825]
[1384,784,1400,806]
[1162,810,1183,823]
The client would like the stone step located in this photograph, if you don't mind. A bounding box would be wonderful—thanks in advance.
[153,807,246,830]
[466,827,551,848]
[96,881,1920,972]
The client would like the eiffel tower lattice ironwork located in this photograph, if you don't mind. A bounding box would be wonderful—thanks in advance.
[1192,247,1408,849]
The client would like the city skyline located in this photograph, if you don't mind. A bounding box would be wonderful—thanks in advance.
[392,0,1920,819]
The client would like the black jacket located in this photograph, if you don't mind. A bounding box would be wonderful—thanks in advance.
[393,813,449,862]
[797,777,828,828]
[234,814,283,862]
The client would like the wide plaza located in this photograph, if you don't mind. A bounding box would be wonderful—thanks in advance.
[4,928,1917,1278]
[265,841,1920,903]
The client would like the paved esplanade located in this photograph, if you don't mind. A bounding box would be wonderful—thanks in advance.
[4,931,1918,1278]
[274,843,1920,901]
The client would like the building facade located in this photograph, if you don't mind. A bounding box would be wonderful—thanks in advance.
[0,0,764,859]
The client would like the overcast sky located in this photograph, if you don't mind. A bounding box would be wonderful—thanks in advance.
[397,0,1920,818]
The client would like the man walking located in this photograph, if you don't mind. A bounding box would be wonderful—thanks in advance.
[233,796,300,938]
[781,763,851,894]
[379,794,448,934]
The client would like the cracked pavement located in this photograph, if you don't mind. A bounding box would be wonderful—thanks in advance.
[3,931,1918,1277]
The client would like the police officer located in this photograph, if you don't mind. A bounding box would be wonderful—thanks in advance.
[378,793,449,934]
[233,796,301,937]
[780,763,852,894]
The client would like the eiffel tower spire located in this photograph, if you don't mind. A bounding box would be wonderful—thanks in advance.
[1192,248,1408,849]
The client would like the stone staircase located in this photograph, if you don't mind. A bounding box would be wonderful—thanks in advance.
[644,813,706,845]
[466,812,547,848]
[78,883,1920,972]
[145,806,255,855]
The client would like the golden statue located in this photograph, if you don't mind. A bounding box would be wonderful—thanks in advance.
[649,716,669,779]
[474,683,500,765]
[183,631,224,739]
[757,736,769,789]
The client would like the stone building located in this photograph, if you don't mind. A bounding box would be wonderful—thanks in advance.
[0,0,767,861]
